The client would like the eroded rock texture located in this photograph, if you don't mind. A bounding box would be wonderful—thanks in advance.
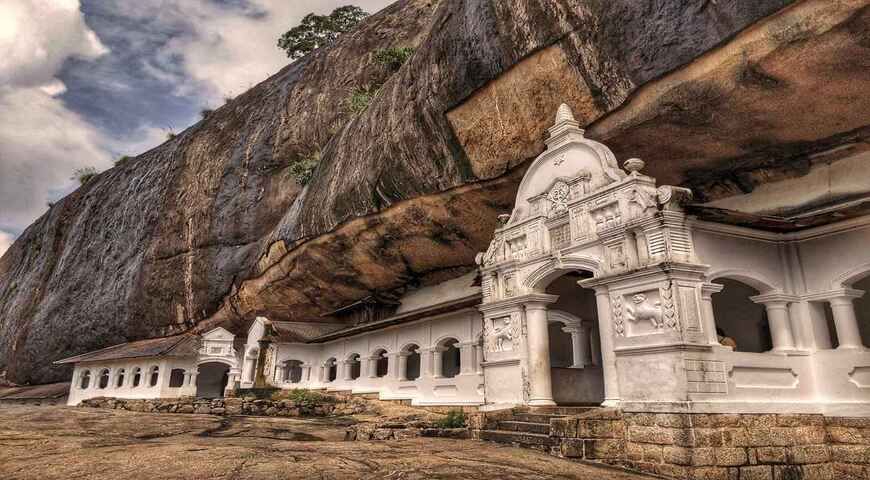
[2,0,869,383]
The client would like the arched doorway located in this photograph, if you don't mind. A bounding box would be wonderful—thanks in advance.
[543,271,604,405]
[710,278,772,352]
[196,362,230,398]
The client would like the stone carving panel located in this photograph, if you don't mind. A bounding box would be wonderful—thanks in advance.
[484,316,520,353]
[619,289,672,337]
[547,180,570,217]
[549,223,570,250]
[590,201,622,232]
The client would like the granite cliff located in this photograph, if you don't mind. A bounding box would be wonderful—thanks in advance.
[1,0,868,383]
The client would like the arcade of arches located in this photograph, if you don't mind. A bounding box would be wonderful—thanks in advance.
[61,104,870,419]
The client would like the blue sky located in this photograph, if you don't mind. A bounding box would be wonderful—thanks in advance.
[0,0,392,256]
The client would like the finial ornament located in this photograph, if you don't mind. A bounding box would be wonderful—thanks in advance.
[623,158,645,174]
[555,103,575,124]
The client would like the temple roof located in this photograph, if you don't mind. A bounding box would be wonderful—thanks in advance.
[53,333,199,365]
[309,292,481,343]
[269,321,346,343]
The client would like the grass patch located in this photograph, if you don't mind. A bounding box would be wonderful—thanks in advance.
[435,409,466,428]
[71,166,98,185]
[374,47,414,71]
[345,85,378,115]
[289,150,320,185]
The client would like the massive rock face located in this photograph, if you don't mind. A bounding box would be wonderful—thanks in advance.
[1,0,868,384]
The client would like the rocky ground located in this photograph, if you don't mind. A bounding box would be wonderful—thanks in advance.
[0,404,651,480]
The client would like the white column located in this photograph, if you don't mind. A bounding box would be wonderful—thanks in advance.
[275,365,285,384]
[563,324,587,368]
[589,324,600,366]
[829,292,866,350]
[319,365,326,383]
[473,344,484,375]
[459,342,475,375]
[367,357,378,378]
[432,348,444,379]
[396,353,408,381]
[593,288,620,406]
[525,301,556,406]
[343,361,352,381]
[701,283,724,346]
[752,295,796,353]
[302,365,311,383]
[421,348,434,378]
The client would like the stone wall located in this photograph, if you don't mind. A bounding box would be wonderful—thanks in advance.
[544,410,870,480]
[79,395,367,417]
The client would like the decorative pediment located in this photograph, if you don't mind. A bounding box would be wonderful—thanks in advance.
[508,104,625,225]
[202,327,235,342]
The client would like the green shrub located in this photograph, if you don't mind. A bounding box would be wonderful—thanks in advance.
[436,409,466,428]
[166,131,177,140]
[114,155,131,166]
[200,108,213,119]
[71,166,98,185]
[374,47,414,71]
[345,86,378,114]
[272,388,336,406]
[289,150,320,185]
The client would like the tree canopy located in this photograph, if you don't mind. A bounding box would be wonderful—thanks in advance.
[277,6,369,59]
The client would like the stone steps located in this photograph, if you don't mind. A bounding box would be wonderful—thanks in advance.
[512,412,564,424]
[478,429,557,451]
[497,420,550,435]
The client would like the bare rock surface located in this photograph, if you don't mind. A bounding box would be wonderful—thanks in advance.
[1,0,869,384]
[0,405,651,480]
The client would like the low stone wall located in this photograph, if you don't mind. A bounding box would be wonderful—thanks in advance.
[79,395,367,417]
[346,420,470,441]
[545,410,870,480]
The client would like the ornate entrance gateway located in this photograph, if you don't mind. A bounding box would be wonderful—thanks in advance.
[478,104,870,413]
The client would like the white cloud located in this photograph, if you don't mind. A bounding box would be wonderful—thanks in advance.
[0,0,112,233]
[0,0,108,89]
[0,231,13,258]
[110,0,393,101]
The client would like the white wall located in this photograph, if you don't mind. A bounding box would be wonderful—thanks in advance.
[67,357,196,406]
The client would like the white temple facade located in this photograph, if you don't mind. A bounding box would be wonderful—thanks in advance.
[59,104,870,416]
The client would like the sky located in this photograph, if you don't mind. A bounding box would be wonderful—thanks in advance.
[0,0,392,257]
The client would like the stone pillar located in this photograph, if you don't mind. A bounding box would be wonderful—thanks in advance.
[275,365,285,384]
[421,348,434,378]
[589,323,600,366]
[432,348,445,379]
[525,300,556,406]
[319,365,326,383]
[367,357,378,378]
[563,324,588,368]
[593,288,620,406]
[701,283,724,346]
[397,352,408,381]
[301,365,311,383]
[459,341,475,375]
[752,295,796,353]
[343,360,353,381]
[473,344,484,375]
[829,291,866,350]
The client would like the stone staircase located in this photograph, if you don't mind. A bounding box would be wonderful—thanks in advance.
[478,406,598,452]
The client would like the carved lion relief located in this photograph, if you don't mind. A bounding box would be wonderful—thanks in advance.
[625,293,663,329]
[484,316,520,353]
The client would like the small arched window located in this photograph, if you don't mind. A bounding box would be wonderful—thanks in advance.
[115,369,126,388]
[79,370,91,390]
[98,369,110,389]
[284,360,303,383]
[403,345,421,381]
[439,338,461,378]
[168,368,186,388]
[374,350,388,378]
[149,366,160,387]
[348,354,361,380]
[325,358,337,382]
[132,367,142,387]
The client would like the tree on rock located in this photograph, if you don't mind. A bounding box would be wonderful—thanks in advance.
[277,6,369,59]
